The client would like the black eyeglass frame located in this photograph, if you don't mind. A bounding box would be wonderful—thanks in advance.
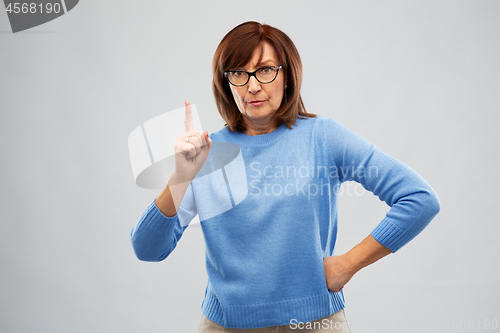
[224,65,283,87]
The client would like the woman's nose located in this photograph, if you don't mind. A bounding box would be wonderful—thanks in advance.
[247,76,261,94]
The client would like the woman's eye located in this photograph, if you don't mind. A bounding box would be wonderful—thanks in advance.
[261,68,272,74]
[232,71,244,77]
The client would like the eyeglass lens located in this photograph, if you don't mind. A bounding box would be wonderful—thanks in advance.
[227,67,278,86]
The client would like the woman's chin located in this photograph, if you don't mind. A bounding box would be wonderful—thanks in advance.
[243,109,275,122]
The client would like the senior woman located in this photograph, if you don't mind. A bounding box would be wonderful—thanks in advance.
[130,21,441,332]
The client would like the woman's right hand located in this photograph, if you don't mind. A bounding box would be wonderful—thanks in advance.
[172,101,212,182]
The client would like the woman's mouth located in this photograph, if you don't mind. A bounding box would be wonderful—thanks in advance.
[248,100,266,106]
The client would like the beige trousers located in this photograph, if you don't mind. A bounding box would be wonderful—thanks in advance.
[198,309,351,333]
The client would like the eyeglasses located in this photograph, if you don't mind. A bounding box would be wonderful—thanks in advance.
[224,66,282,87]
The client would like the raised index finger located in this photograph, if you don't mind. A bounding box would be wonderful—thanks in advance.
[184,100,194,133]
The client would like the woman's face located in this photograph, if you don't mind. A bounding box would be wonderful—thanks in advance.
[228,41,285,131]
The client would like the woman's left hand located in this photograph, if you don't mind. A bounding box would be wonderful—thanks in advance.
[323,255,356,293]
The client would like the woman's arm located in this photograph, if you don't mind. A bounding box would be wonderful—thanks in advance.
[130,179,198,262]
[130,101,211,262]
[324,235,392,292]
[156,171,192,217]
[320,116,441,292]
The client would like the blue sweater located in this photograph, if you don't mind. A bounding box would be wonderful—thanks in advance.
[130,115,441,329]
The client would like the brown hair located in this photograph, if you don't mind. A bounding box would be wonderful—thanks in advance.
[212,21,316,133]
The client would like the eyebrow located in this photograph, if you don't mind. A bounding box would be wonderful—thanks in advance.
[256,59,276,66]
[231,60,276,71]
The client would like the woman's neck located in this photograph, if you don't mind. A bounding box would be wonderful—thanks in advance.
[242,116,280,136]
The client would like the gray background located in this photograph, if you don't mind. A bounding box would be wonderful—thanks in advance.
[1,1,499,332]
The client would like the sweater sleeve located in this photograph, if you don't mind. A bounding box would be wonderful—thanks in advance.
[321,117,441,253]
[130,182,198,261]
